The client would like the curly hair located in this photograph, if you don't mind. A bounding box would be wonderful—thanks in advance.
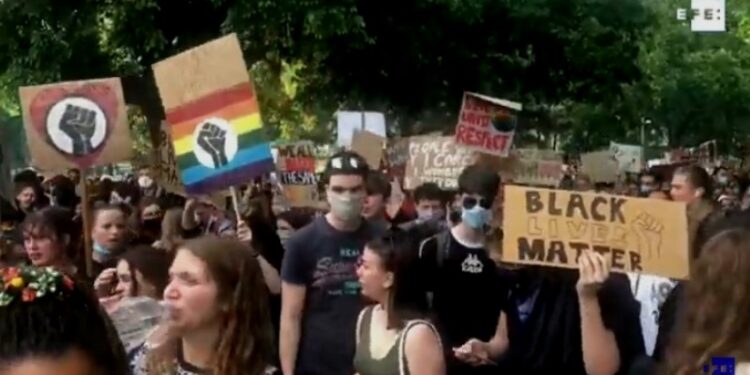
[663,228,750,375]
[146,237,274,375]
[0,267,129,374]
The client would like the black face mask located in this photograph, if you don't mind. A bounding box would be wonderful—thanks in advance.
[142,218,162,234]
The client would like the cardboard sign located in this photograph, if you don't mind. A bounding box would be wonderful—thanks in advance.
[19,78,131,170]
[336,111,386,147]
[404,136,473,190]
[454,92,522,157]
[610,142,643,173]
[277,142,318,207]
[155,121,185,195]
[581,151,619,183]
[502,185,689,279]
[350,130,386,169]
[152,34,274,195]
[514,149,564,187]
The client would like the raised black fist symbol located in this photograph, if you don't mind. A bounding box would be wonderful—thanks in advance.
[59,104,97,155]
[197,122,228,168]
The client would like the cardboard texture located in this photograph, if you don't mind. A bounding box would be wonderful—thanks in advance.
[501,185,690,279]
[152,33,274,195]
[19,78,130,170]
[350,130,386,170]
[581,151,619,183]
[155,121,186,195]
[404,136,474,190]
[276,142,318,207]
[454,92,522,157]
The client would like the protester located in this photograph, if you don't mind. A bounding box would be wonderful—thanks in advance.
[662,227,750,375]
[355,232,445,375]
[137,167,164,199]
[181,198,235,238]
[638,170,661,197]
[280,151,377,375]
[457,251,644,375]
[91,204,129,273]
[399,182,448,241]
[133,197,164,245]
[21,206,80,276]
[94,245,172,306]
[0,265,130,374]
[153,207,184,252]
[14,180,37,215]
[418,165,505,375]
[276,209,315,248]
[363,170,392,233]
[130,237,278,375]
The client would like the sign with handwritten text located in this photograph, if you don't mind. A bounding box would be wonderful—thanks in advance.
[502,185,689,279]
[277,142,318,207]
[454,92,522,157]
[404,136,474,190]
[156,121,185,195]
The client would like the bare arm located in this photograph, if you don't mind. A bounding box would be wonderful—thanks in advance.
[405,324,446,375]
[257,255,281,294]
[280,282,306,375]
[486,311,509,358]
[580,297,620,375]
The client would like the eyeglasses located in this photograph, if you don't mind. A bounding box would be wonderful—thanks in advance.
[462,196,492,210]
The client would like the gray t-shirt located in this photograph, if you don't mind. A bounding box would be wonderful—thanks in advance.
[281,216,376,375]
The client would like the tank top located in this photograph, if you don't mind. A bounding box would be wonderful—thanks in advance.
[353,306,440,375]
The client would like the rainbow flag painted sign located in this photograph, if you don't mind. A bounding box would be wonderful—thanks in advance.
[153,34,274,195]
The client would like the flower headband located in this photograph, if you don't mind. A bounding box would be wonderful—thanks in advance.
[0,266,75,307]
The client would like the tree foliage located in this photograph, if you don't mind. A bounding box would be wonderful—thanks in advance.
[0,0,748,155]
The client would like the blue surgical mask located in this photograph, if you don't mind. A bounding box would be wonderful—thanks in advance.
[93,242,111,256]
[461,206,491,229]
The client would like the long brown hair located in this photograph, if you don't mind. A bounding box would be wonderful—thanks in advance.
[147,237,274,375]
[663,228,750,375]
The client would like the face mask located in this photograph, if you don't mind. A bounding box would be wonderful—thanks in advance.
[640,185,654,195]
[138,176,154,189]
[717,176,729,185]
[417,209,443,223]
[461,205,492,230]
[328,192,363,223]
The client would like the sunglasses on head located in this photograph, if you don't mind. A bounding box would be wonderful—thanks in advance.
[462,196,492,209]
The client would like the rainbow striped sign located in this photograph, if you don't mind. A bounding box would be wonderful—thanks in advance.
[153,34,274,195]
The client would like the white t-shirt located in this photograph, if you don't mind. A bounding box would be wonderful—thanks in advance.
[627,273,676,355]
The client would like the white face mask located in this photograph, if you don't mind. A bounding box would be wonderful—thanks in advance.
[138,176,154,189]
[327,191,364,223]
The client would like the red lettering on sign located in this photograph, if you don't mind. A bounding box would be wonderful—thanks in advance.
[285,157,315,172]
[455,124,509,152]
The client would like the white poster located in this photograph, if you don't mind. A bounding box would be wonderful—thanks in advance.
[336,111,386,147]
[610,142,644,174]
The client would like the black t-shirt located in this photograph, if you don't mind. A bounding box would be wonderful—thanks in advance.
[500,269,645,375]
[280,216,377,375]
[419,231,507,349]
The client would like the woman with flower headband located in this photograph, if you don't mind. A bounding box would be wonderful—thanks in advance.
[21,206,81,277]
[129,237,279,375]
[0,265,129,375]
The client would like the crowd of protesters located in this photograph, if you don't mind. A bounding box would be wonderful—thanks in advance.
[0,152,749,375]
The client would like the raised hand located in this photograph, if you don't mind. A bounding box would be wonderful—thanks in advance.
[576,250,610,300]
[197,122,228,168]
[58,104,97,155]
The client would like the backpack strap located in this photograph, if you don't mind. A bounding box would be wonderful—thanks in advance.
[397,320,442,375]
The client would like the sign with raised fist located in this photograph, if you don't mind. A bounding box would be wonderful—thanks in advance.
[19,78,130,170]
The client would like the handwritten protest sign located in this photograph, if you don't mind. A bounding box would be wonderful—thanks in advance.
[513,149,564,187]
[610,142,643,173]
[405,136,473,190]
[155,121,185,194]
[277,142,318,207]
[19,78,131,170]
[454,92,522,157]
[502,185,689,279]
[152,33,274,195]
[351,130,386,169]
